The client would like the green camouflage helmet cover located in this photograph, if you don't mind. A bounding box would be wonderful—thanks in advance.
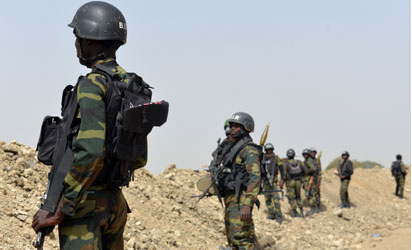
[227,112,254,132]
[68,1,127,44]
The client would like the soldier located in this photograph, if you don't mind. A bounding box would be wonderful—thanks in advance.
[391,154,407,199]
[261,143,284,223]
[280,149,305,218]
[310,148,322,212]
[220,112,261,250]
[32,2,143,249]
[337,151,354,208]
[302,149,319,216]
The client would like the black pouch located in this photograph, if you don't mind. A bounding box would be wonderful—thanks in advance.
[36,116,61,165]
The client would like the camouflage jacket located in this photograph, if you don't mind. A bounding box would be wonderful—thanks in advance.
[304,157,318,178]
[233,143,261,207]
[58,58,147,216]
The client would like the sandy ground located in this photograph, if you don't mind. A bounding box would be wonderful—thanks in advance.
[0,141,410,249]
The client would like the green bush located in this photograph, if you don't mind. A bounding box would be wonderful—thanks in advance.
[325,157,384,170]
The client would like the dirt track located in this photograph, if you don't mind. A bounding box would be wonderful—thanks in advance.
[0,141,410,249]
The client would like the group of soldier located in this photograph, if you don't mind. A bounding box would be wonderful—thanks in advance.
[28,2,407,250]
[213,112,356,250]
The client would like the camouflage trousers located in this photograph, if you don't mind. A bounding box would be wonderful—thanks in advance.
[286,179,303,210]
[302,176,310,199]
[58,185,128,250]
[263,180,282,216]
[340,180,350,204]
[309,184,321,207]
[395,174,405,196]
[224,193,256,250]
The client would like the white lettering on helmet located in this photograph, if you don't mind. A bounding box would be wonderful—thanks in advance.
[232,114,240,120]
[119,22,127,30]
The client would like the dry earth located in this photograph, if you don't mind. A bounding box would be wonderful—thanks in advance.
[0,141,410,249]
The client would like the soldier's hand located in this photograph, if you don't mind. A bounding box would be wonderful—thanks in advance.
[32,209,65,233]
[240,205,251,221]
[279,180,284,189]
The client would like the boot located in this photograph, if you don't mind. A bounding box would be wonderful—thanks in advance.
[299,207,305,218]
[266,214,276,220]
[292,209,299,218]
[316,205,321,213]
[306,207,317,217]
[399,195,404,199]
[338,203,345,208]
[276,213,283,224]
[219,247,233,250]
[344,201,351,208]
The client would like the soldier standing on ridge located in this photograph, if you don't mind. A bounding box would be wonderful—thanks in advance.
[261,143,284,223]
[337,151,354,208]
[310,148,322,212]
[219,112,261,250]
[391,154,407,199]
[280,149,305,218]
[32,2,147,249]
[302,149,319,216]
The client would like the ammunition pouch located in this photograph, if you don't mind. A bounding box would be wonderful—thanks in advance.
[36,116,61,165]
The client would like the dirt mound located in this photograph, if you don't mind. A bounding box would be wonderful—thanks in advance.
[0,141,410,249]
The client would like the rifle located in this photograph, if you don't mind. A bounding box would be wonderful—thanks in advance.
[194,138,225,206]
[306,175,314,197]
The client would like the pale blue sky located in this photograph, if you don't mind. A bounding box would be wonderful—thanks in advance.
[0,0,410,174]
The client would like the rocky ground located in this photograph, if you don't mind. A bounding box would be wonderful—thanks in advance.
[0,141,410,249]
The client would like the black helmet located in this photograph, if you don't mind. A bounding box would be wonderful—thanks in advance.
[302,149,311,156]
[287,149,295,158]
[396,154,402,160]
[264,143,274,152]
[341,151,350,156]
[69,1,127,44]
[227,112,254,132]
[310,147,317,153]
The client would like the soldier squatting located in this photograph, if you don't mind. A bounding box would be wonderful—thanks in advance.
[30,1,408,250]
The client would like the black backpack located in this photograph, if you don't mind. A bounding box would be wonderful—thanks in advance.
[92,64,169,187]
[287,161,302,177]
[392,161,402,176]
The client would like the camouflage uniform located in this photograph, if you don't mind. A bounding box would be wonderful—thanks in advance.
[303,157,318,208]
[392,160,407,197]
[57,58,146,249]
[283,159,304,211]
[262,154,283,219]
[314,157,322,208]
[339,159,353,206]
[224,144,261,250]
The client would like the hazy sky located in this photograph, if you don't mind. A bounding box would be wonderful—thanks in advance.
[0,1,410,174]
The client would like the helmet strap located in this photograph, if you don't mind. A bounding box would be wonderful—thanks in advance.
[78,37,117,68]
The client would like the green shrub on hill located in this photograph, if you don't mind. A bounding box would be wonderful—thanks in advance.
[325,157,384,170]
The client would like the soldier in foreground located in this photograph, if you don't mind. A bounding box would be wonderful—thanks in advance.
[337,151,354,208]
[31,2,168,249]
[261,143,283,223]
[302,149,319,216]
[310,148,322,212]
[221,112,261,250]
[391,154,407,199]
[280,149,305,218]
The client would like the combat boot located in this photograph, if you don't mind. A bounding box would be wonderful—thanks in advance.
[344,202,351,208]
[316,205,321,213]
[276,213,283,224]
[299,207,305,218]
[292,209,299,217]
[219,246,233,250]
[338,203,345,208]
[306,207,317,217]
[266,214,276,220]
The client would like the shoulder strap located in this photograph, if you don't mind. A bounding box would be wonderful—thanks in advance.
[222,136,253,166]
